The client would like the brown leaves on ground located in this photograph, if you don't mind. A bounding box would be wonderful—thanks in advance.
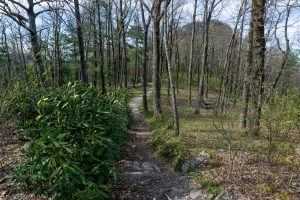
[0,120,46,200]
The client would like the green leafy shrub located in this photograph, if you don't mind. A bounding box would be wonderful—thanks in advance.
[263,93,300,138]
[262,92,300,160]
[3,83,47,124]
[5,82,131,199]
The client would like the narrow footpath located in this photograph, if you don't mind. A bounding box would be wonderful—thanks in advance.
[110,96,209,200]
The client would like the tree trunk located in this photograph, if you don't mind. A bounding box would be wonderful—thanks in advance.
[196,1,209,112]
[240,17,253,129]
[3,27,12,83]
[188,0,198,106]
[152,0,162,117]
[248,0,266,135]
[140,2,150,112]
[97,0,106,94]
[233,1,247,105]
[163,1,179,134]
[74,0,87,83]
[28,8,44,85]
[18,26,28,83]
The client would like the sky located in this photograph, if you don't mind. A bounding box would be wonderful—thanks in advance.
[182,0,300,50]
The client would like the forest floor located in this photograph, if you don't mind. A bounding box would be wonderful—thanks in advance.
[109,95,211,200]
[0,120,46,200]
[1,86,300,200]
[144,86,300,200]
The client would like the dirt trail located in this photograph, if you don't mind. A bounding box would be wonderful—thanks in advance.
[110,96,209,200]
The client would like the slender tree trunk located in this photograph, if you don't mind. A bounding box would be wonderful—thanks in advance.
[234,1,247,105]
[196,0,209,112]
[53,2,62,85]
[175,46,180,94]
[92,5,98,87]
[218,0,245,113]
[152,0,162,117]
[18,27,28,83]
[133,36,138,88]
[188,0,198,106]
[272,2,291,92]
[163,2,179,134]
[140,2,151,112]
[240,19,252,129]
[74,0,87,83]
[97,0,106,93]
[3,28,11,83]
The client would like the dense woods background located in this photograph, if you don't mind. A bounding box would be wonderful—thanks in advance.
[0,0,299,131]
[0,0,300,199]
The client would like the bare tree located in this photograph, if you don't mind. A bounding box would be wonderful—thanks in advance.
[240,9,253,129]
[188,0,198,106]
[163,0,179,134]
[140,0,170,117]
[140,1,151,112]
[218,0,247,113]
[73,0,87,83]
[96,0,106,93]
[196,0,222,113]
[2,25,11,84]
[0,0,52,85]
[272,0,292,92]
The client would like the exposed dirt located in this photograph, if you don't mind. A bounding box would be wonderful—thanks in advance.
[109,96,210,200]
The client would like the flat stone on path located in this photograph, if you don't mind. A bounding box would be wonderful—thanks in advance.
[142,162,161,172]
[132,161,142,171]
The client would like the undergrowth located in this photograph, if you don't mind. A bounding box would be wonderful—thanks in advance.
[193,174,223,195]
[149,115,188,170]
[3,81,132,199]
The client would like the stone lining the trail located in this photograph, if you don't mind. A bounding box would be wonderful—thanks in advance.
[165,188,210,200]
[181,157,204,172]
[117,160,161,173]
[215,189,237,200]
[181,152,210,172]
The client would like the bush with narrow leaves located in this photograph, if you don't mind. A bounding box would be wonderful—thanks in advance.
[5,82,131,199]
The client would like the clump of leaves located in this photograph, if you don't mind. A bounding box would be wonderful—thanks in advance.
[5,82,131,199]
[193,174,223,195]
[262,92,300,160]
[263,93,300,139]
[3,82,47,125]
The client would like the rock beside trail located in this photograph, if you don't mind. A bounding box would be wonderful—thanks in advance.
[215,189,236,200]
[181,152,210,172]
[181,157,204,172]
